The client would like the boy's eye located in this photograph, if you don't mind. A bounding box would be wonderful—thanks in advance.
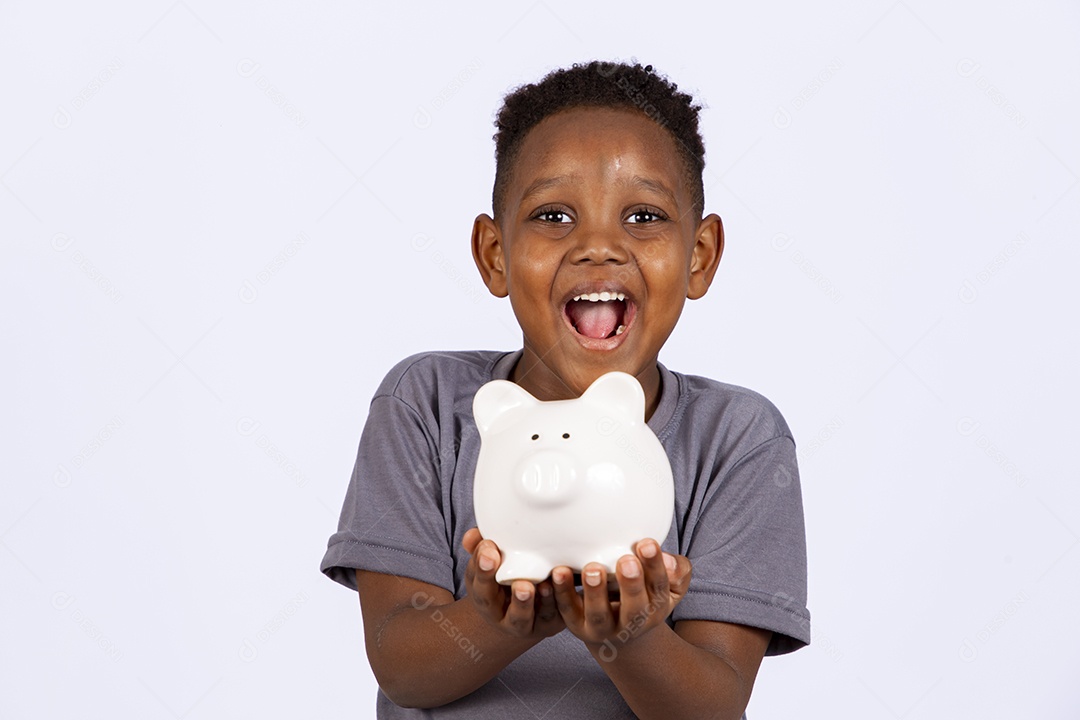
[533,208,572,224]
[626,209,665,224]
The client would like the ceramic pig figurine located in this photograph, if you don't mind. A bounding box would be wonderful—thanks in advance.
[472,371,674,585]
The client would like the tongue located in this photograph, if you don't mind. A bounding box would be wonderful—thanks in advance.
[567,300,620,339]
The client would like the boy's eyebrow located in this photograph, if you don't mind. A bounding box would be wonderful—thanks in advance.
[519,174,678,205]
[621,175,678,205]
[520,174,580,203]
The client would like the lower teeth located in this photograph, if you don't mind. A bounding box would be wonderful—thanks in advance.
[615,325,626,336]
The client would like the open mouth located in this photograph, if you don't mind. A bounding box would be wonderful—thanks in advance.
[563,291,636,340]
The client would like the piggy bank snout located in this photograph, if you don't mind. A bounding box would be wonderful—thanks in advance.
[515,449,579,505]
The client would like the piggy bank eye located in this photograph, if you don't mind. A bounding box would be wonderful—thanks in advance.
[562,433,570,439]
[531,434,539,440]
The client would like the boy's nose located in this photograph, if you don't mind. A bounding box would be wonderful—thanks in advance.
[569,222,628,265]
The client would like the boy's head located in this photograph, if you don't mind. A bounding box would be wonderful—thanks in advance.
[491,61,706,223]
[471,61,723,408]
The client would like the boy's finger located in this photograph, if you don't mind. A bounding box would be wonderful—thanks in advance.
[468,540,505,618]
[501,580,537,636]
[462,527,482,555]
[664,553,692,597]
[551,566,582,625]
[635,539,670,604]
[615,554,647,620]
[477,540,500,571]
[661,551,678,580]
[535,580,560,624]
[581,563,616,638]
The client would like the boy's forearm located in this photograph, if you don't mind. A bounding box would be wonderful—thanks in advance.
[587,623,748,720]
[371,595,541,708]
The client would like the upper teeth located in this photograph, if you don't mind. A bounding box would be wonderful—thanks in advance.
[573,292,626,302]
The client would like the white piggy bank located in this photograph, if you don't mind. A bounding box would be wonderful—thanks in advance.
[472,371,675,585]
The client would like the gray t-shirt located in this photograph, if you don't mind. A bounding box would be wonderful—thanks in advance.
[321,349,810,718]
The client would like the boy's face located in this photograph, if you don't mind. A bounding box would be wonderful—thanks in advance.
[472,106,723,403]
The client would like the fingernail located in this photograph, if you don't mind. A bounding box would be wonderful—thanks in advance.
[640,541,657,559]
[514,586,530,601]
[539,584,551,597]
[479,552,494,571]
[585,570,601,587]
[621,558,640,578]
[664,554,676,572]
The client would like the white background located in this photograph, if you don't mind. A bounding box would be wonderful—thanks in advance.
[2,1,1078,717]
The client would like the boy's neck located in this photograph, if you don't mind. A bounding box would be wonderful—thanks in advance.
[508,349,663,423]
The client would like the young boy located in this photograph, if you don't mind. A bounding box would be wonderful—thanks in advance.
[320,61,810,719]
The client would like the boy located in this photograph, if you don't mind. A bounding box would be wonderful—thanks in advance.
[320,61,810,719]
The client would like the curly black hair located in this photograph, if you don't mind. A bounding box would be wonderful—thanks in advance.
[492,60,706,220]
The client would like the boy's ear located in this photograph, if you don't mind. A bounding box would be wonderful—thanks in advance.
[471,213,508,298]
[688,213,724,300]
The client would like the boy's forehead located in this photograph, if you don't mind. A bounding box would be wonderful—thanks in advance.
[520,108,677,165]
[508,108,689,199]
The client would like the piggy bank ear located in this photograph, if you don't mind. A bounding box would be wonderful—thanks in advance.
[473,380,538,434]
[581,371,645,422]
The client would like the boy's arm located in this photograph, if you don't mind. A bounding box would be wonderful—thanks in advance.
[552,540,770,720]
[588,618,770,720]
[354,530,564,708]
[355,570,536,707]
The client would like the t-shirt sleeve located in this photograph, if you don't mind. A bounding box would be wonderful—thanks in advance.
[319,392,455,593]
[670,434,811,655]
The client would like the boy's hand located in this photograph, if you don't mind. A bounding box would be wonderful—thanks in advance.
[551,538,691,651]
[462,528,565,640]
